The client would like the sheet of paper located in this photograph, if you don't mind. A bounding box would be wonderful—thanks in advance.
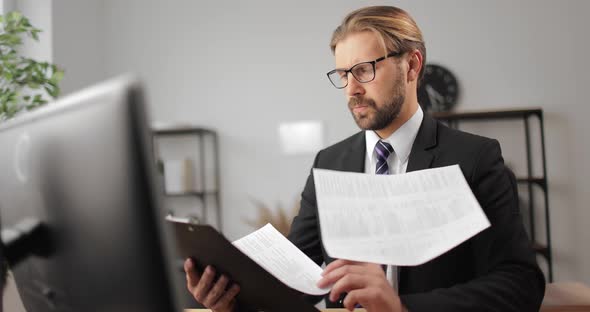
[313,165,490,266]
[232,223,330,296]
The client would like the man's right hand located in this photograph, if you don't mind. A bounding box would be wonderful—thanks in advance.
[184,258,240,312]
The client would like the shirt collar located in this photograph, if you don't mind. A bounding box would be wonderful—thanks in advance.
[365,105,424,164]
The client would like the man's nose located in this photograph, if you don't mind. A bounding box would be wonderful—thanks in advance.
[345,74,365,97]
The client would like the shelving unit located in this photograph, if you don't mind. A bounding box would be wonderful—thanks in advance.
[432,108,553,281]
[152,126,222,230]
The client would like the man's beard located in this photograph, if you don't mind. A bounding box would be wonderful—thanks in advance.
[348,74,405,131]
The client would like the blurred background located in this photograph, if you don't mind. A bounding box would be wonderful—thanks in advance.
[2,0,589,309]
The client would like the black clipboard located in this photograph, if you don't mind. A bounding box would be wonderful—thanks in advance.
[168,218,320,312]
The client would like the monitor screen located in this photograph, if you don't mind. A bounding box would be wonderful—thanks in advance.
[0,76,181,311]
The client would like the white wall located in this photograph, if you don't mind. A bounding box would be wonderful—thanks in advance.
[5,0,589,291]
[52,0,106,95]
[102,0,351,236]
[12,0,52,62]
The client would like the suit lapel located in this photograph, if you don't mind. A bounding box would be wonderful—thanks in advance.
[340,132,366,173]
[399,113,439,293]
[406,113,438,172]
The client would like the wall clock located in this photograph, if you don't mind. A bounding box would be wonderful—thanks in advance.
[417,64,459,112]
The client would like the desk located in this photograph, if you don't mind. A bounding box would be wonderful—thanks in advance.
[184,309,366,312]
[186,282,590,312]
[540,282,590,312]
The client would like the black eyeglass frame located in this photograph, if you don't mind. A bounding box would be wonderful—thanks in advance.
[326,51,402,89]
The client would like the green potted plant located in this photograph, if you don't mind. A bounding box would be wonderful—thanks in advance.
[0,11,64,121]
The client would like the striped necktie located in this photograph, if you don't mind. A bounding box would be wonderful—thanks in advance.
[374,139,394,276]
[375,140,394,175]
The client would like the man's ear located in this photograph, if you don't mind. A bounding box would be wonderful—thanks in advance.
[406,50,423,83]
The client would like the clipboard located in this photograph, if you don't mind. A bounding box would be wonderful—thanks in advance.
[167,218,320,312]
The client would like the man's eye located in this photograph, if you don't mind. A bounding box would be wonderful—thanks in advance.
[355,66,369,75]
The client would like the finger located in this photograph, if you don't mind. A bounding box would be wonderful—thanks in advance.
[211,283,240,311]
[322,259,358,275]
[184,259,201,289]
[186,273,200,292]
[318,263,368,288]
[329,273,369,302]
[193,265,215,303]
[202,274,229,307]
[184,258,194,273]
[323,259,380,276]
[319,261,386,288]
[342,288,372,311]
[343,287,401,312]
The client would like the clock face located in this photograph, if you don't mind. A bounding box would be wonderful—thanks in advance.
[417,64,459,112]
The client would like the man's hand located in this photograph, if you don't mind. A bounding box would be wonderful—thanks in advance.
[317,259,405,312]
[184,258,240,312]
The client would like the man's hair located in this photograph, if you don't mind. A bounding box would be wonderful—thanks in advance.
[330,6,427,83]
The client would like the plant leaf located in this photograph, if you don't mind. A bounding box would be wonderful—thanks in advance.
[0,11,64,121]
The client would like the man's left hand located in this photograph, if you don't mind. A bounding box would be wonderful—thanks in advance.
[317,259,405,312]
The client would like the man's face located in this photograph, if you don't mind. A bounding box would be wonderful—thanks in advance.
[334,31,406,131]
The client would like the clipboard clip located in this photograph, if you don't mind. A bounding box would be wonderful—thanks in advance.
[165,214,200,228]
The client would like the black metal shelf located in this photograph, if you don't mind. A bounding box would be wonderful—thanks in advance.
[153,126,216,136]
[164,190,219,197]
[533,242,550,259]
[433,107,553,282]
[516,177,547,189]
[432,108,542,121]
[152,126,222,231]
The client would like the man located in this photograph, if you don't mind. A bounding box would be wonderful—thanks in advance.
[185,5,545,312]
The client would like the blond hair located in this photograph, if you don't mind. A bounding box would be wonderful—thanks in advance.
[330,6,426,82]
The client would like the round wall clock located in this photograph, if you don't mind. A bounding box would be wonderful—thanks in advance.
[417,64,459,112]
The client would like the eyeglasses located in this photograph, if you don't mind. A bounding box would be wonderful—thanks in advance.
[326,51,402,89]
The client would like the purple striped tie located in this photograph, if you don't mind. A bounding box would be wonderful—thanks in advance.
[374,140,393,277]
[375,140,394,175]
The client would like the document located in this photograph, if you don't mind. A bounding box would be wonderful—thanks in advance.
[233,224,330,296]
[313,165,490,266]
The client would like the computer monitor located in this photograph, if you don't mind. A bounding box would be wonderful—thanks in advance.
[0,76,182,311]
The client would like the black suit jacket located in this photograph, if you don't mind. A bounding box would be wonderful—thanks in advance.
[287,114,545,312]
